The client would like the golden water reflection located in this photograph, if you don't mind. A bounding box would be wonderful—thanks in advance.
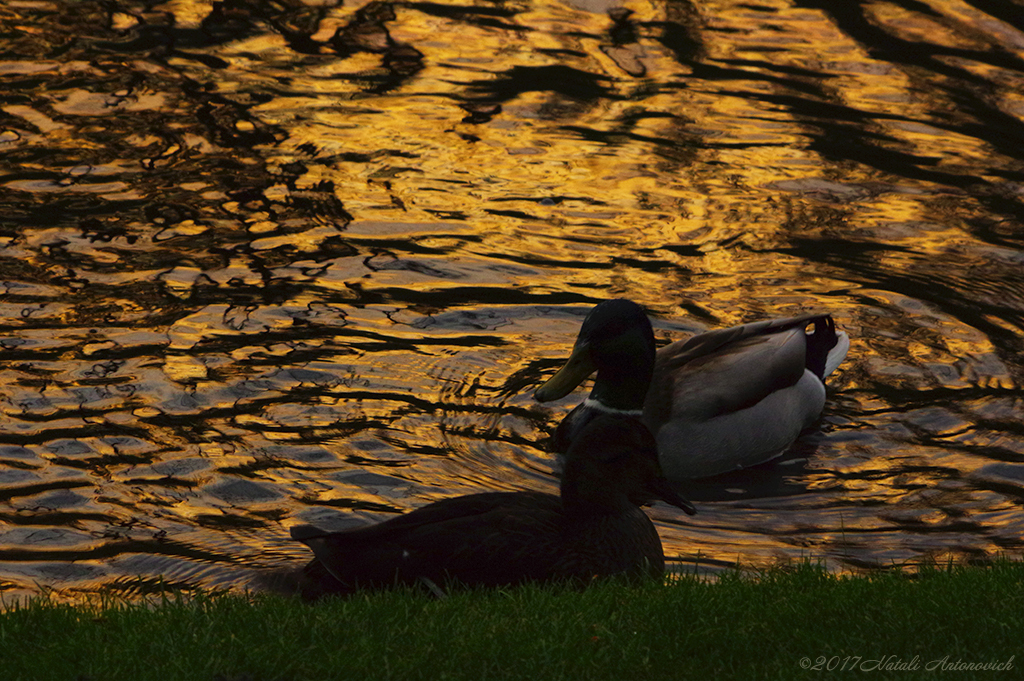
[1,0,1023,599]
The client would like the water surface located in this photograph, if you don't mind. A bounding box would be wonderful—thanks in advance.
[1,0,1024,599]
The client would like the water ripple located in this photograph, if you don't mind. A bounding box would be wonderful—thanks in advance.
[1,0,1023,598]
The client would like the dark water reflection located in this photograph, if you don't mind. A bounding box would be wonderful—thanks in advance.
[1,0,1023,600]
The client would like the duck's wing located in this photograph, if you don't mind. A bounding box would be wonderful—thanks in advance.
[396,500,573,586]
[645,314,837,425]
[410,501,666,584]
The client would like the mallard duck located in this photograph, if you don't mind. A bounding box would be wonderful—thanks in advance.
[534,299,849,480]
[290,414,696,599]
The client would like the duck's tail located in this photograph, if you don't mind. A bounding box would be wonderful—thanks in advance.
[290,524,328,543]
[806,315,850,381]
[824,329,850,378]
[288,524,357,600]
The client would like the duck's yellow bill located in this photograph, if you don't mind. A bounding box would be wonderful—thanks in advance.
[534,343,597,402]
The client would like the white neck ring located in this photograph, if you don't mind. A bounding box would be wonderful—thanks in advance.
[582,398,644,417]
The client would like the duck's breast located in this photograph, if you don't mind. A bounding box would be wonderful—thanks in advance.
[560,508,666,580]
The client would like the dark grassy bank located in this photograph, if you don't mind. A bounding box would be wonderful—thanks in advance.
[1,561,1020,681]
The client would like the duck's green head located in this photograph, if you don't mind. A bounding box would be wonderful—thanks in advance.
[535,299,656,411]
[562,414,696,515]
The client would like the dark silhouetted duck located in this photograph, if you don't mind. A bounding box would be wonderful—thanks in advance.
[290,415,695,599]
[535,299,849,480]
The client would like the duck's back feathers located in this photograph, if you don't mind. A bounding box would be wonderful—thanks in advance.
[291,491,578,593]
[646,314,848,478]
[646,314,841,422]
[654,314,842,378]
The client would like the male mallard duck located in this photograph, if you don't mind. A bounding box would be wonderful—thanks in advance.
[534,299,849,480]
[290,415,696,599]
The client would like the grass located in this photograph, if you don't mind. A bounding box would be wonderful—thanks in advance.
[1,560,1021,681]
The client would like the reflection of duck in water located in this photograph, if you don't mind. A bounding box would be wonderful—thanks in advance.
[535,300,850,480]
[291,415,696,600]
